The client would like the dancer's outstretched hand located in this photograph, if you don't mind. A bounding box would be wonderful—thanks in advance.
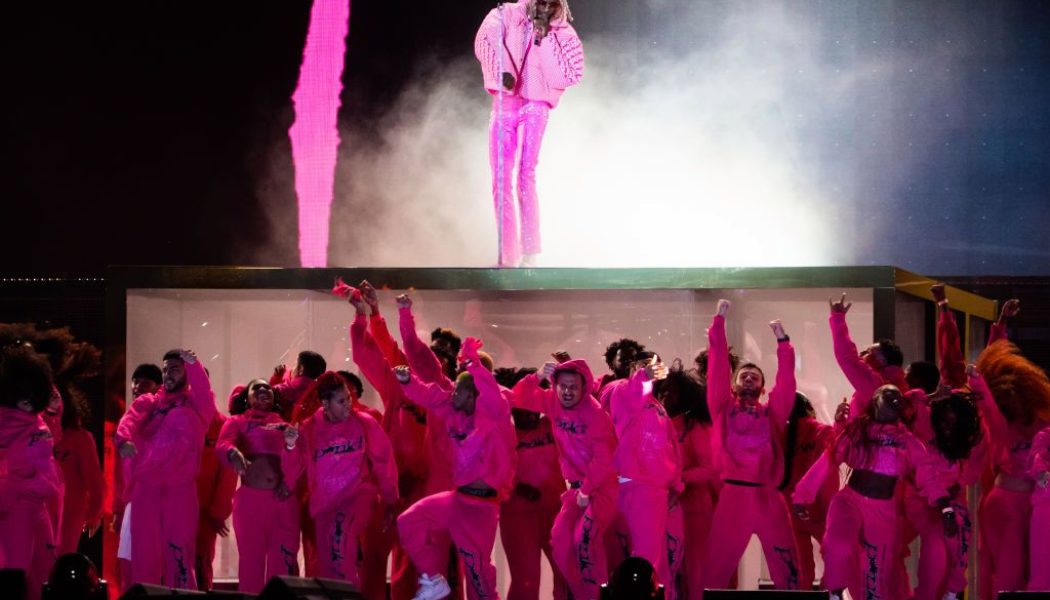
[769,320,787,340]
[1001,299,1021,321]
[540,361,558,382]
[645,356,668,381]
[118,441,137,459]
[394,365,411,384]
[829,293,852,314]
[716,299,731,317]
[360,280,379,312]
[931,283,947,304]
[794,503,812,521]
[395,293,412,310]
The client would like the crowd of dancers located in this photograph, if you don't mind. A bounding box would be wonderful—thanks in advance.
[3,281,1050,600]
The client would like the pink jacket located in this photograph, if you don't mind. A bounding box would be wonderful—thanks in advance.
[271,374,315,423]
[289,407,398,518]
[970,371,1044,482]
[603,368,683,492]
[198,414,237,522]
[708,314,796,487]
[350,313,429,481]
[908,383,990,501]
[216,410,292,468]
[474,0,584,108]
[830,312,909,419]
[401,357,516,500]
[504,416,566,512]
[115,360,217,493]
[675,418,720,508]
[0,407,62,505]
[1028,427,1050,505]
[936,308,1009,390]
[794,414,943,505]
[54,427,105,528]
[514,360,618,496]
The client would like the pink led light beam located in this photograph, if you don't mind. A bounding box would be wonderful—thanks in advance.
[290,0,351,267]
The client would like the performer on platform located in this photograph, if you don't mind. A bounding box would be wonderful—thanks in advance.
[474,0,584,267]
[115,349,217,589]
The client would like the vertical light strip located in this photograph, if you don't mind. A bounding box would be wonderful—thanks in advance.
[290,0,350,268]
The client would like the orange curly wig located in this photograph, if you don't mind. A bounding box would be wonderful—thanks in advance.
[976,340,1050,426]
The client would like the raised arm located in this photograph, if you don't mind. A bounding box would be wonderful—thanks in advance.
[350,310,406,411]
[606,366,655,425]
[396,365,453,420]
[706,300,734,420]
[396,294,449,387]
[183,351,218,425]
[768,319,797,428]
[512,369,555,415]
[359,279,408,367]
[462,337,511,423]
[989,299,1019,346]
[933,284,968,388]
[828,294,881,418]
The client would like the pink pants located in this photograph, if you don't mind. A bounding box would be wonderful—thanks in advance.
[789,510,826,591]
[130,481,198,589]
[58,491,88,555]
[399,490,501,600]
[618,482,677,598]
[314,489,377,585]
[551,486,617,600]
[980,486,1031,595]
[489,95,550,267]
[681,489,716,599]
[501,502,568,600]
[0,498,57,600]
[233,486,301,593]
[703,483,801,590]
[904,493,971,600]
[195,512,219,589]
[1029,502,1050,590]
[821,487,898,599]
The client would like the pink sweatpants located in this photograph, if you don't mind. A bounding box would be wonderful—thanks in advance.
[58,492,88,555]
[314,489,377,586]
[551,487,617,600]
[703,483,801,591]
[488,95,550,267]
[904,492,972,600]
[681,489,716,599]
[789,511,826,591]
[0,498,57,600]
[130,481,199,589]
[232,486,301,593]
[1029,502,1050,590]
[618,482,675,597]
[195,512,219,589]
[399,491,501,600]
[501,502,568,600]
[821,487,898,599]
[980,486,1031,595]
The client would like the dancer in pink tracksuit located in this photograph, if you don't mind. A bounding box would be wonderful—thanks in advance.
[474,0,584,267]
[975,335,1050,595]
[287,371,399,585]
[778,393,838,592]
[396,337,516,600]
[496,367,568,600]
[601,351,684,597]
[195,410,237,590]
[793,384,947,600]
[115,349,217,589]
[271,350,327,422]
[902,369,988,600]
[703,300,801,591]
[347,281,429,600]
[53,391,105,556]
[515,358,619,600]
[0,345,62,600]
[217,379,302,593]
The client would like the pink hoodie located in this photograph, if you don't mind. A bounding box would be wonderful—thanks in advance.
[514,360,618,496]
[53,427,105,531]
[969,372,1044,482]
[289,407,398,519]
[1028,428,1050,505]
[216,409,294,471]
[603,368,683,491]
[115,360,217,494]
[937,308,1010,390]
[474,0,585,108]
[270,374,314,423]
[401,354,516,500]
[707,314,796,487]
[908,382,990,501]
[830,312,909,420]
[0,407,63,505]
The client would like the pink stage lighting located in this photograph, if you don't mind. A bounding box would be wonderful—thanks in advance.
[290,0,351,267]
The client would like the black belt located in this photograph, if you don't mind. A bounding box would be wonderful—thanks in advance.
[724,479,762,488]
[457,485,498,498]
[568,480,583,489]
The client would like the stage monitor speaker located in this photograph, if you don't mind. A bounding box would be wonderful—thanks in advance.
[704,590,830,600]
[0,569,27,600]
[999,594,1050,600]
[120,585,254,598]
[258,576,364,600]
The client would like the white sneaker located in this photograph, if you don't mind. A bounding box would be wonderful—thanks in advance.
[943,592,959,600]
[519,254,539,268]
[829,592,843,600]
[413,574,451,600]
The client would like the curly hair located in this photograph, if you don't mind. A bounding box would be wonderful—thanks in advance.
[0,343,55,412]
[694,348,741,383]
[930,392,984,463]
[493,367,537,390]
[653,359,711,427]
[976,341,1050,427]
[604,338,646,370]
[779,392,816,490]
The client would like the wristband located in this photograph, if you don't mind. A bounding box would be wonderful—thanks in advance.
[941,506,955,515]
[777,335,790,343]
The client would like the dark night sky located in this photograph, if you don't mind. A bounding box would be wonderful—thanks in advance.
[2,0,1048,275]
